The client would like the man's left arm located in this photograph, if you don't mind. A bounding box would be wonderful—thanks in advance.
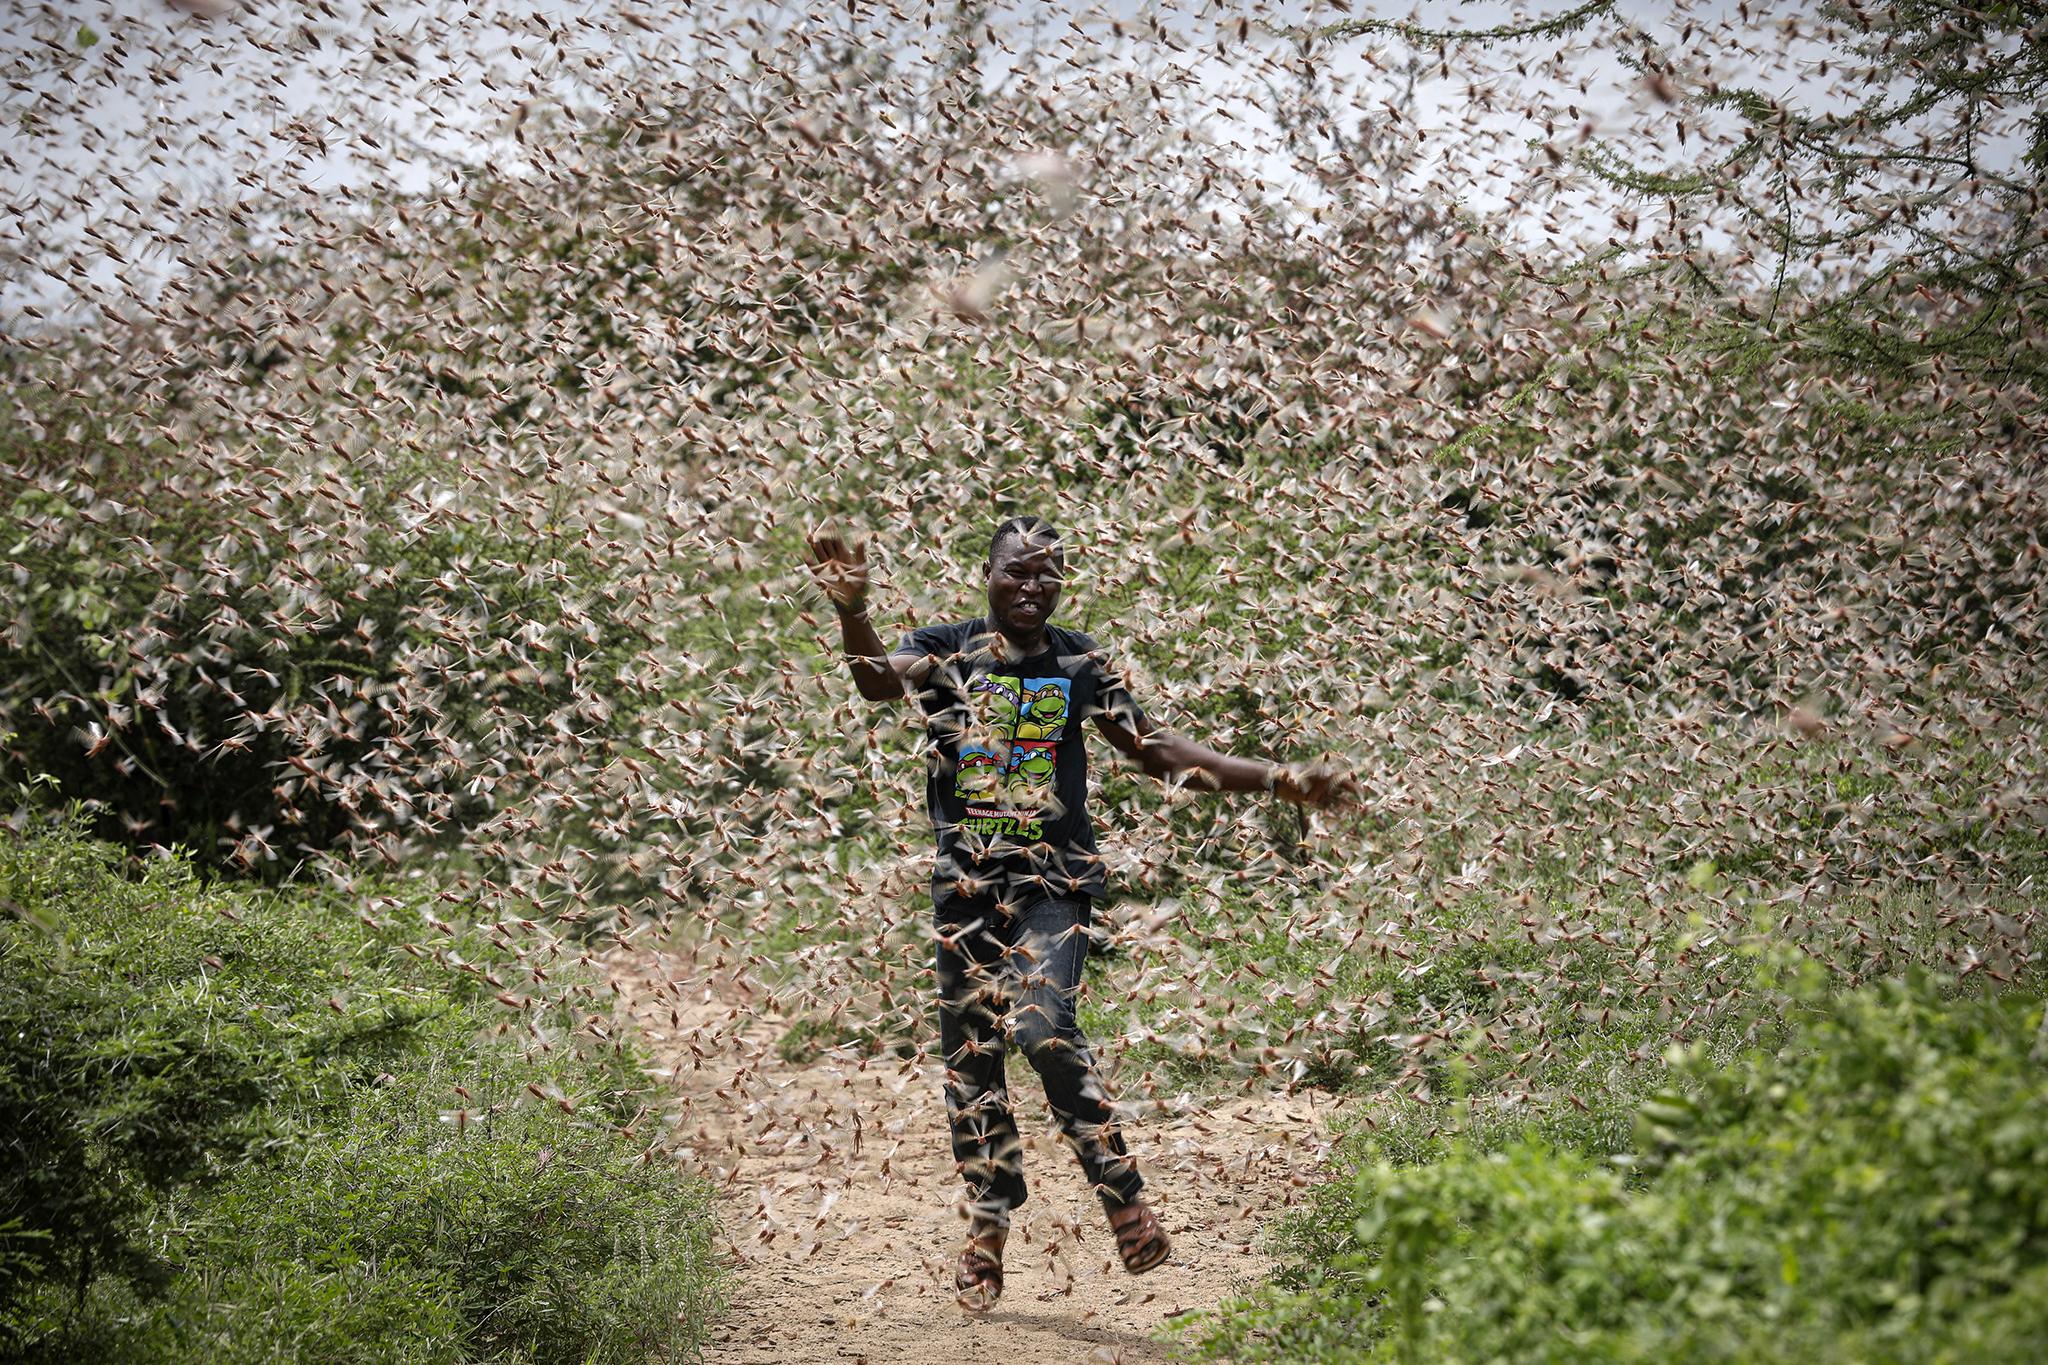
[1092,709,1351,808]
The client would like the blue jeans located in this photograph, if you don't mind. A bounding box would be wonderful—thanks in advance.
[934,894,1145,1223]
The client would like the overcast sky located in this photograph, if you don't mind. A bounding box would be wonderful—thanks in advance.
[1,1,1999,329]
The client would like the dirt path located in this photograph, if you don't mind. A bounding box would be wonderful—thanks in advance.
[611,942,1343,1364]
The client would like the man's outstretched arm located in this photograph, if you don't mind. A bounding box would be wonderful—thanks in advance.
[1093,710,1352,808]
[1089,703,1359,810]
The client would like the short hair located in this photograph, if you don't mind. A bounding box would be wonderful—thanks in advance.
[988,515,1065,565]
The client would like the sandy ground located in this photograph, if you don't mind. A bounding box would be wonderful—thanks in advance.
[612,942,1343,1365]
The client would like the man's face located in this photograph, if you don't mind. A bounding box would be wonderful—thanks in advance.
[986,533,1064,640]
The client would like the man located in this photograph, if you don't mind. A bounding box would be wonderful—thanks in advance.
[803,515,1349,1312]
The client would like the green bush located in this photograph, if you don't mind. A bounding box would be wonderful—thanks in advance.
[0,379,659,878]
[0,821,722,1362]
[1185,967,2048,1363]
[1,822,338,1305]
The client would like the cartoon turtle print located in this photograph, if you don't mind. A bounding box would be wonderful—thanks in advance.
[1007,741,1057,800]
[1014,682,1069,741]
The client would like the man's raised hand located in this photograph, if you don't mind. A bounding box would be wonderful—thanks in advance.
[803,528,872,610]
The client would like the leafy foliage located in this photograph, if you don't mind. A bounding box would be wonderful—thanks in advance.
[0,822,721,1362]
[0,375,661,876]
[1185,967,2048,1363]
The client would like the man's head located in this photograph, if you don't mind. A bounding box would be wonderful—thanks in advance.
[986,515,1065,643]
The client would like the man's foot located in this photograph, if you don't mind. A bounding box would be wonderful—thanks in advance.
[954,1218,1007,1312]
[1106,1198,1171,1274]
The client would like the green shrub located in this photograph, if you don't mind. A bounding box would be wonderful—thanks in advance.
[69,1063,722,1365]
[0,822,722,1362]
[0,381,659,878]
[1185,967,2048,1363]
[1,825,338,1305]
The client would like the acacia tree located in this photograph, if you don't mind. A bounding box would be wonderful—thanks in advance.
[1293,0,2048,379]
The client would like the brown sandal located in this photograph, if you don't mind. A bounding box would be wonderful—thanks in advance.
[954,1226,1005,1311]
[1107,1199,1171,1275]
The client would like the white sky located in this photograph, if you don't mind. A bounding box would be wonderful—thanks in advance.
[1,1,2026,328]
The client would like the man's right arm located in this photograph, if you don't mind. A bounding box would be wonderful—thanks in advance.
[803,529,928,703]
[836,601,925,703]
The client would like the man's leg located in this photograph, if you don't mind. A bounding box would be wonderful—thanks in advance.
[935,903,1028,1222]
[1002,896,1145,1209]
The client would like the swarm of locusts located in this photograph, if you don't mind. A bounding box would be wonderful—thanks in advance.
[2,0,2043,1287]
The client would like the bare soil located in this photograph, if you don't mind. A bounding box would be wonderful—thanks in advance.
[612,942,1344,1365]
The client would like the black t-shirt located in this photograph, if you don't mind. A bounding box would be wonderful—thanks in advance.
[892,617,1149,914]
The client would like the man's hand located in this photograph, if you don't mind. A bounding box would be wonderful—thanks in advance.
[1271,760,1357,810]
[803,528,872,610]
